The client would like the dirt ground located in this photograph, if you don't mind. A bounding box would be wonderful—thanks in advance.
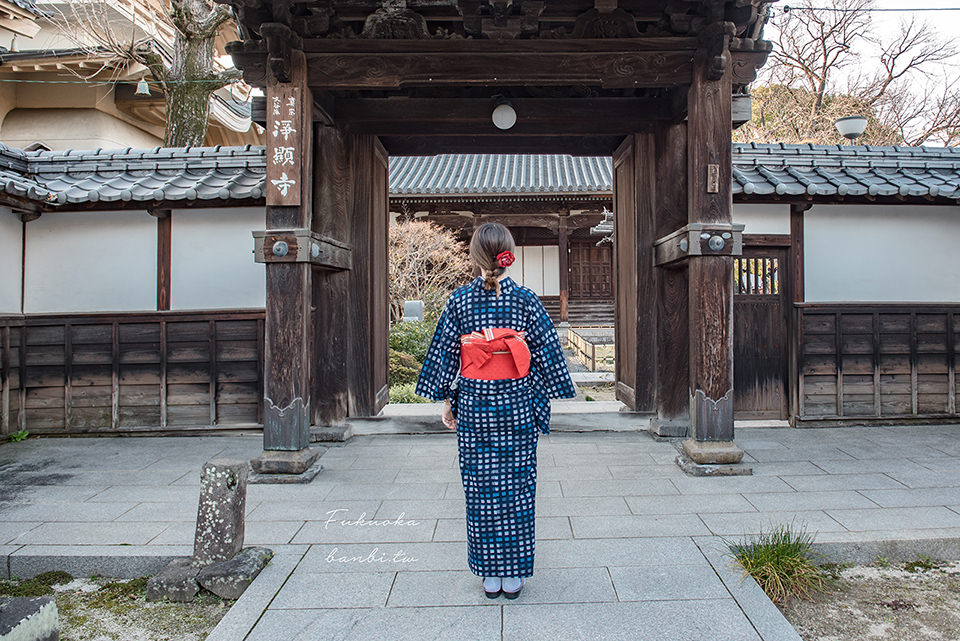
[0,573,229,641]
[779,559,960,641]
[575,382,618,402]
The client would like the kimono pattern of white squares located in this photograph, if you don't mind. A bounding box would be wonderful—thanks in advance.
[415,275,576,578]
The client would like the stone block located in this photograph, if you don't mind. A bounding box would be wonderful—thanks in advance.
[250,448,320,475]
[681,438,745,464]
[196,547,274,600]
[0,597,58,641]
[194,459,248,566]
[145,558,199,603]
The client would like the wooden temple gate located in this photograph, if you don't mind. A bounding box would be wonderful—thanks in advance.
[220,0,774,475]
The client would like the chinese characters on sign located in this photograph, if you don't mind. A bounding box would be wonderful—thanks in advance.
[266,85,302,206]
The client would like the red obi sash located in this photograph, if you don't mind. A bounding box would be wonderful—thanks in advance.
[460,328,531,380]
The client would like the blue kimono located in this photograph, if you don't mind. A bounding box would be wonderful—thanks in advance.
[415,275,576,578]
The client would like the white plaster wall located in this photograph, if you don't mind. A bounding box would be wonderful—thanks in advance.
[522,246,545,294]
[171,207,265,310]
[0,208,22,313]
[24,211,157,313]
[542,246,560,296]
[1,108,162,150]
[509,245,560,297]
[805,204,960,302]
[733,204,791,235]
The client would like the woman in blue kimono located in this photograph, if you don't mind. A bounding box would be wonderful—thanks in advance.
[415,222,576,599]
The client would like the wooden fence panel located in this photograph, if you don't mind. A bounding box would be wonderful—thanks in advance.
[0,311,264,434]
[797,304,960,422]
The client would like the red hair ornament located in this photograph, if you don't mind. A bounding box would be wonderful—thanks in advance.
[496,250,515,267]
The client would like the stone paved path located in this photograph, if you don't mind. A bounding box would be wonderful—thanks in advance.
[1,424,959,640]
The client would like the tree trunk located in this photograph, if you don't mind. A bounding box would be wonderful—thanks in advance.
[163,0,229,147]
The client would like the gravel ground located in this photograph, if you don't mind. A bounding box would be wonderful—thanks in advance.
[779,559,960,641]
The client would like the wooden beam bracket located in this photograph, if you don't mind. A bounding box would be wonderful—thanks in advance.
[253,229,351,270]
[653,222,744,266]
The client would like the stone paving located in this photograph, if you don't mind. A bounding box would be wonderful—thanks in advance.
[1,424,959,640]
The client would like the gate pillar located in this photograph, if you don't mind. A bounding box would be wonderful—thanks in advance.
[251,48,321,477]
[682,48,744,464]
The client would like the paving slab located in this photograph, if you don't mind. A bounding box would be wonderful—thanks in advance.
[299,542,466,573]
[826,505,960,531]
[570,514,712,538]
[534,537,712,568]
[697,510,848,536]
[535,497,631,517]
[374,499,467,519]
[292,518,436,544]
[0,501,137,522]
[10,521,171,546]
[881,468,960,488]
[0,523,42,546]
[272,570,397,608]
[247,501,383,522]
[502,600,762,641]
[432,516,572,542]
[741,490,880,512]
[608,563,729,601]
[778,473,907,491]
[558,479,679,497]
[388,567,617,607]
[625,493,757,515]
[148,520,305,546]
[246,605,501,641]
[857,486,960,508]
[325,482,447,501]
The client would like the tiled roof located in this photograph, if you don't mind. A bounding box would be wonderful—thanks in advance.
[0,144,265,205]
[389,155,612,195]
[1,142,959,208]
[732,143,960,199]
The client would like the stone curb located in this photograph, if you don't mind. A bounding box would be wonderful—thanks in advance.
[2,546,192,580]
[808,536,960,565]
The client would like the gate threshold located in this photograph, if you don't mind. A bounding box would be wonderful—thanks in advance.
[346,401,647,435]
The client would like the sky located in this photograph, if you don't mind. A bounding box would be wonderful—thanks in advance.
[765,0,960,82]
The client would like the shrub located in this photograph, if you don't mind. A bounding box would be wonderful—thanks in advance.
[721,520,835,604]
[389,383,431,404]
[389,219,473,323]
[389,319,436,364]
[389,349,422,386]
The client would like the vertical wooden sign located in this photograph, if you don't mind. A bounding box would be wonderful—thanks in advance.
[266,85,302,207]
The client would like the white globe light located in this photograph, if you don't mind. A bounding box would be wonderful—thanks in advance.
[834,115,867,141]
[492,103,517,130]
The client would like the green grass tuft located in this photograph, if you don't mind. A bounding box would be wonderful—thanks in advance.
[9,429,29,442]
[721,519,836,604]
[903,553,945,573]
[0,571,72,597]
[389,383,431,404]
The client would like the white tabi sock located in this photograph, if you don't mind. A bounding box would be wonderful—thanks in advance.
[501,577,524,593]
[483,577,502,592]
